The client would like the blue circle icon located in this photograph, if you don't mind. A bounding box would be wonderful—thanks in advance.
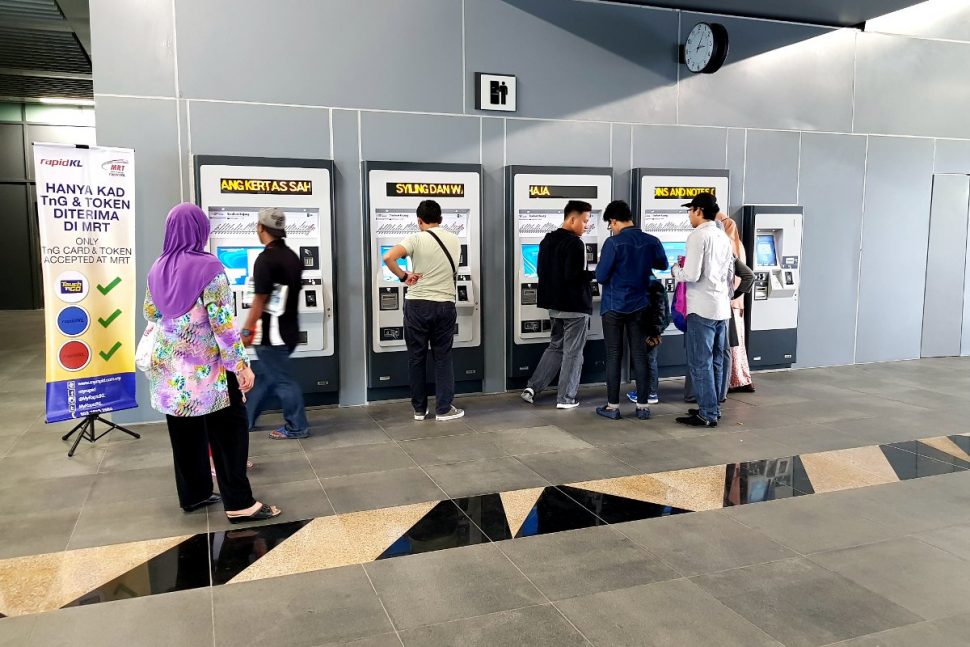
[57,305,90,337]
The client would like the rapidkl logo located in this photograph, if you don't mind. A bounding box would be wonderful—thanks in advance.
[40,159,82,167]
[102,159,128,177]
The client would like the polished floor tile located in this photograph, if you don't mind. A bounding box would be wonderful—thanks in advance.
[213,566,393,647]
[305,442,415,479]
[365,543,545,631]
[321,466,446,514]
[211,520,309,585]
[559,484,689,523]
[499,525,679,600]
[693,557,922,647]
[810,537,970,621]
[424,456,548,499]
[399,605,588,647]
[617,512,796,577]
[557,579,784,647]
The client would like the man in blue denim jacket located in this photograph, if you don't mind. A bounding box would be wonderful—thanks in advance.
[594,200,668,420]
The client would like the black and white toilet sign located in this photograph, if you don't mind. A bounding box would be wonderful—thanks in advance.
[475,73,516,112]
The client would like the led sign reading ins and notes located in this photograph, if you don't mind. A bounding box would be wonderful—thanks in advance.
[521,244,540,278]
[756,234,778,267]
[380,245,411,281]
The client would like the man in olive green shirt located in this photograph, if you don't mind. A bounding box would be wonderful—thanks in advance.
[383,200,464,421]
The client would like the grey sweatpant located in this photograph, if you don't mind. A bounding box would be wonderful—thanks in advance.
[527,315,589,404]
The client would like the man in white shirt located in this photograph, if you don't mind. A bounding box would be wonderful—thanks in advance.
[671,193,734,427]
[382,200,464,421]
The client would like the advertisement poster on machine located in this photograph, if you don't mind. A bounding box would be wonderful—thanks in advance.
[34,143,137,423]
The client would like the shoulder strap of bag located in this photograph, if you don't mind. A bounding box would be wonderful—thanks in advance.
[425,229,457,282]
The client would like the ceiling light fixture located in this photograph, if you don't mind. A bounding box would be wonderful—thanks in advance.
[38,97,95,106]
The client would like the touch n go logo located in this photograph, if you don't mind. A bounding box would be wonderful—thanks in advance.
[40,159,82,167]
[102,159,128,177]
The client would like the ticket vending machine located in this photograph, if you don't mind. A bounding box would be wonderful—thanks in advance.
[505,166,612,388]
[195,155,338,403]
[741,205,803,370]
[632,168,730,376]
[363,162,483,400]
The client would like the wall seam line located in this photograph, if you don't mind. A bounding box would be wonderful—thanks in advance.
[853,135,870,362]
[170,0,184,200]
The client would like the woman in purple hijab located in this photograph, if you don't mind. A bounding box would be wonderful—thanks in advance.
[144,203,280,523]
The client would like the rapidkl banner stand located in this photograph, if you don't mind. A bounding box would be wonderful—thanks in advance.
[34,143,140,456]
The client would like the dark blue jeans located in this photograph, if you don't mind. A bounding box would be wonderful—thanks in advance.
[404,300,457,415]
[245,345,310,436]
[685,313,727,422]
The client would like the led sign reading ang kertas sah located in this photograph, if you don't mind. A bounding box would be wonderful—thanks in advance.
[220,178,312,195]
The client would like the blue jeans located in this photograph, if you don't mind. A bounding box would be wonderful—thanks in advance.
[246,345,310,436]
[685,313,727,422]
[646,343,659,396]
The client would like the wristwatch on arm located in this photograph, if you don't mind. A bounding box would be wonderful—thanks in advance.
[241,328,253,339]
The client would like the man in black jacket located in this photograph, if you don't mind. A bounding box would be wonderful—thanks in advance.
[520,200,594,409]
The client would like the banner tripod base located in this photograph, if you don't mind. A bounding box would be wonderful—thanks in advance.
[62,414,140,457]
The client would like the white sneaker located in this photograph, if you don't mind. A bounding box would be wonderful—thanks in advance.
[520,388,535,404]
[413,410,429,421]
[557,400,580,410]
[647,393,659,405]
[436,406,465,421]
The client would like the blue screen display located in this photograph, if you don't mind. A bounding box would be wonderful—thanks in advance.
[756,234,778,267]
[522,244,540,278]
[655,241,686,278]
[380,245,411,281]
[216,247,263,285]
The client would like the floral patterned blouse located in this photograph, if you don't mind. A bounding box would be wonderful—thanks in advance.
[143,273,250,417]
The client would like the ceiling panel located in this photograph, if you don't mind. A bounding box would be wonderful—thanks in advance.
[0,0,92,101]
[603,0,926,27]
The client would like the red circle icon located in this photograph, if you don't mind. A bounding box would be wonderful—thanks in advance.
[58,340,91,371]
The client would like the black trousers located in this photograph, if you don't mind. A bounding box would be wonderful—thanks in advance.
[603,309,651,406]
[404,299,457,415]
[165,371,255,511]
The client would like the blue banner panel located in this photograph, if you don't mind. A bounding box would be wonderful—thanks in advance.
[45,372,138,423]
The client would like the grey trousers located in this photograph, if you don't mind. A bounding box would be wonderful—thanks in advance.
[527,315,589,404]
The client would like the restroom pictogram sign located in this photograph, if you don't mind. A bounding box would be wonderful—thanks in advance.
[475,73,516,112]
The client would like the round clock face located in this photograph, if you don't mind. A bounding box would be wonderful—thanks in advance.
[684,23,715,73]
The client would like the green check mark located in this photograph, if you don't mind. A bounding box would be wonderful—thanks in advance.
[97,277,122,295]
[99,341,122,361]
[99,309,122,328]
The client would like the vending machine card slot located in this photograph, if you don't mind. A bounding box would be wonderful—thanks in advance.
[521,320,542,334]
[305,290,318,308]
[590,282,600,297]
[380,326,404,341]
[521,283,538,305]
[585,243,598,264]
[379,287,400,311]
[459,245,468,267]
[457,285,469,302]
[298,330,308,345]
[300,246,320,270]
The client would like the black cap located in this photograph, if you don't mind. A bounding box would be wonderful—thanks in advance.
[681,192,719,212]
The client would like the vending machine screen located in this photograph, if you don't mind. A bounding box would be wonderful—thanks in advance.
[379,245,411,281]
[756,234,778,267]
[216,247,263,285]
[655,241,686,278]
[522,244,540,279]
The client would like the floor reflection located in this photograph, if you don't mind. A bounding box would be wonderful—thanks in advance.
[64,534,210,608]
[378,500,491,559]
[882,443,970,480]
[210,520,309,585]
[724,457,812,506]
[559,486,689,524]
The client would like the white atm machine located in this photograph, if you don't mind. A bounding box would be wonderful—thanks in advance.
[505,166,612,388]
[632,168,730,377]
[741,205,803,370]
[195,155,338,404]
[363,161,483,400]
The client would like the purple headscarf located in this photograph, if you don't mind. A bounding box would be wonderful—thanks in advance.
[147,203,225,317]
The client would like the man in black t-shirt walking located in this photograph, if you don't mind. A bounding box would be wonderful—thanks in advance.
[240,207,310,439]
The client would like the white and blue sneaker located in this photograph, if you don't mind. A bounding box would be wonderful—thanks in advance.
[626,390,638,403]
[646,392,659,405]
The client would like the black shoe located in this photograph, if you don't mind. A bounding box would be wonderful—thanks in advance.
[676,413,717,427]
[182,494,221,513]
[688,408,721,420]
[728,384,756,394]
